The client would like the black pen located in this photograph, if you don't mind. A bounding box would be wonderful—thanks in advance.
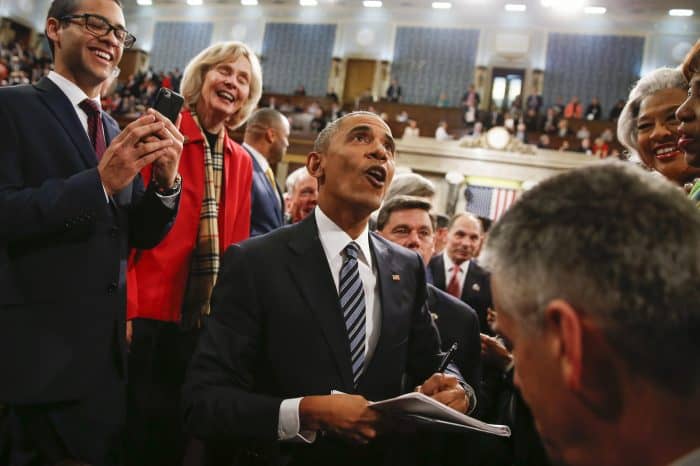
[437,342,459,373]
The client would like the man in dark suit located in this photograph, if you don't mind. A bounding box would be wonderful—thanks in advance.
[243,108,288,237]
[0,0,183,463]
[429,212,492,334]
[183,111,473,466]
[376,195,481,390]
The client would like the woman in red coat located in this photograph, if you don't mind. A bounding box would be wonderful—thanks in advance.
[125,41,262,466]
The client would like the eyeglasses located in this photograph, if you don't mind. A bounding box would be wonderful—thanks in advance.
[60,14,136,49]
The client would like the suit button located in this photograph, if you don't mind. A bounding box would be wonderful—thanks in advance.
[107,282,118,294]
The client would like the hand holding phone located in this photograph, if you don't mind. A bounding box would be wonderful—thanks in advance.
[152,87,184,123]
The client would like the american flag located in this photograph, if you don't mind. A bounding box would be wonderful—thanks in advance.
[465,185,520,220]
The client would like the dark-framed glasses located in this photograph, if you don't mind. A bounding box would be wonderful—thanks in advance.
[60,14,136,48]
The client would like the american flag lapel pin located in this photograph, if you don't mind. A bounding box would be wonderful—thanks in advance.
[392,274,401,281]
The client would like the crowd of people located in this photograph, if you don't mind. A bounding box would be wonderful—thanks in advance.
[1,1,700,465]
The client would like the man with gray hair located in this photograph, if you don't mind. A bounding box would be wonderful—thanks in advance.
[284,166,318,223]
[481,163,700,466]
[243,108,289,236]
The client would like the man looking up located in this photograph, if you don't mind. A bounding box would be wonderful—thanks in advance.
[482,163,700,466]
[184,112,471,465]
[0,0,183,463]
[243,108,289,236]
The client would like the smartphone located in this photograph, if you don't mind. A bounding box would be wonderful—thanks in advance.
[153,87,184,123]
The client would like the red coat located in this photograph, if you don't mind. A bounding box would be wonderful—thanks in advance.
[126,110,252,322]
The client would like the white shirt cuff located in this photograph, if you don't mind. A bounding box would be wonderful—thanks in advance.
[277,398,317,443]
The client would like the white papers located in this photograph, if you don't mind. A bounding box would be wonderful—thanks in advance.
[370,392,511,437]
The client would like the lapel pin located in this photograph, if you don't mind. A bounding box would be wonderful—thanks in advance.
[392,274,400,281]
[430,312,439,321]
[472,283,480,292]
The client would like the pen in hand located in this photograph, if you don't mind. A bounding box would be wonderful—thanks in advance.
[437,342,459,373]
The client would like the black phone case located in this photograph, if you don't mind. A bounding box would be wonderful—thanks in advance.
[153,88,184,123]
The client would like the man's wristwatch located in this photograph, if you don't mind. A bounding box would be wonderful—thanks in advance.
[153,173,181,196]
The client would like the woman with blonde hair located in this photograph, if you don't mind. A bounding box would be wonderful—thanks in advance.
[125,41,262,466]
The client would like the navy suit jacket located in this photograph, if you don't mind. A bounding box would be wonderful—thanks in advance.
[245,146,284,237]
[0,77,177,404]
[183,213,450,465]
[426,284,481,409]
[428,254,492,335]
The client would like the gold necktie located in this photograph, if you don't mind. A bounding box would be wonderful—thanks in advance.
[265,167,277,191]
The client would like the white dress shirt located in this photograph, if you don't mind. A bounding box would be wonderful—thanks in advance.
[442,251,470,296]
[47,71,179,206]
[277,206,382,441]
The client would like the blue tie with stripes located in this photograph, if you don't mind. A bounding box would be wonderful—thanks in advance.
[339,242,366,388]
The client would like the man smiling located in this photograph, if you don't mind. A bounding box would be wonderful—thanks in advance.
[0,0,183,463]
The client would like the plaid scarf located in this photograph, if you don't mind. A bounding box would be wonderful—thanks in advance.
[690,180,700,210]
[181,112,224,329]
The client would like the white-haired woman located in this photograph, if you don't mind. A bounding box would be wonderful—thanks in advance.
[125,41,262,465]
[618,67,700,185]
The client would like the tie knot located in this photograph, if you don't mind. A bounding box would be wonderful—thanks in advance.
[344,242,360,260]
[79,98,100,116]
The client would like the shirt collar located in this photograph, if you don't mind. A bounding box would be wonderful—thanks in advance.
[47,71,101,110]
[443,251,468,272]
[315,206,372,269]
[242,142,270,172]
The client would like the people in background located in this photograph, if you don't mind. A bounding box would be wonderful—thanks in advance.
[617,67,700,186]
[386,77,402,102]
[126,41,261,466]
[564,96,583,119]
[428,212,492,333]
[285,166,318,223]
[576,124,590,140]
[243,108,289,237]
[585,96,602,120]
[396,109,409,122]
[0,0,183,463]
[537,134,551,149]
[592,137,609,158]
[403,119,420,138]
[482,163,700,466]
[557,118,572,137]
[437,90,449,107]
[435,120,451,141]
[609,98,625,120]
[293,83,306,96]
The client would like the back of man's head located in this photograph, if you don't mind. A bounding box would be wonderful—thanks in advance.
[483,162,700,396]
[385,173,436,201]
[245,108,286,141]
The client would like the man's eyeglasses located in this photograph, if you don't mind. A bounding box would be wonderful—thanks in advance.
[60,14,136,49]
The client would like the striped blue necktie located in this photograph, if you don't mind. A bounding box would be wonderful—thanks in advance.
[339,242,366,388]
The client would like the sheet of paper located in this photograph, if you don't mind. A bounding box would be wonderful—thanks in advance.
[370,392,511,437]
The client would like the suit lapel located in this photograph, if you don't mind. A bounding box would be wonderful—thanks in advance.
[461,261,481,301]
[432,254,446,290]
[34,78,97,169]
[246,147,285,223]
[286,215,354,391]
[359,235,404,386]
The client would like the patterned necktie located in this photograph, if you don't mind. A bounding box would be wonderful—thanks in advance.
[79,98,106,160]
[339,242,366,388]
[447,265,461,298]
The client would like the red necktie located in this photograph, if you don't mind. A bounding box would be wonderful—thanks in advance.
[79,99,106,160]
[446,265,461,298]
